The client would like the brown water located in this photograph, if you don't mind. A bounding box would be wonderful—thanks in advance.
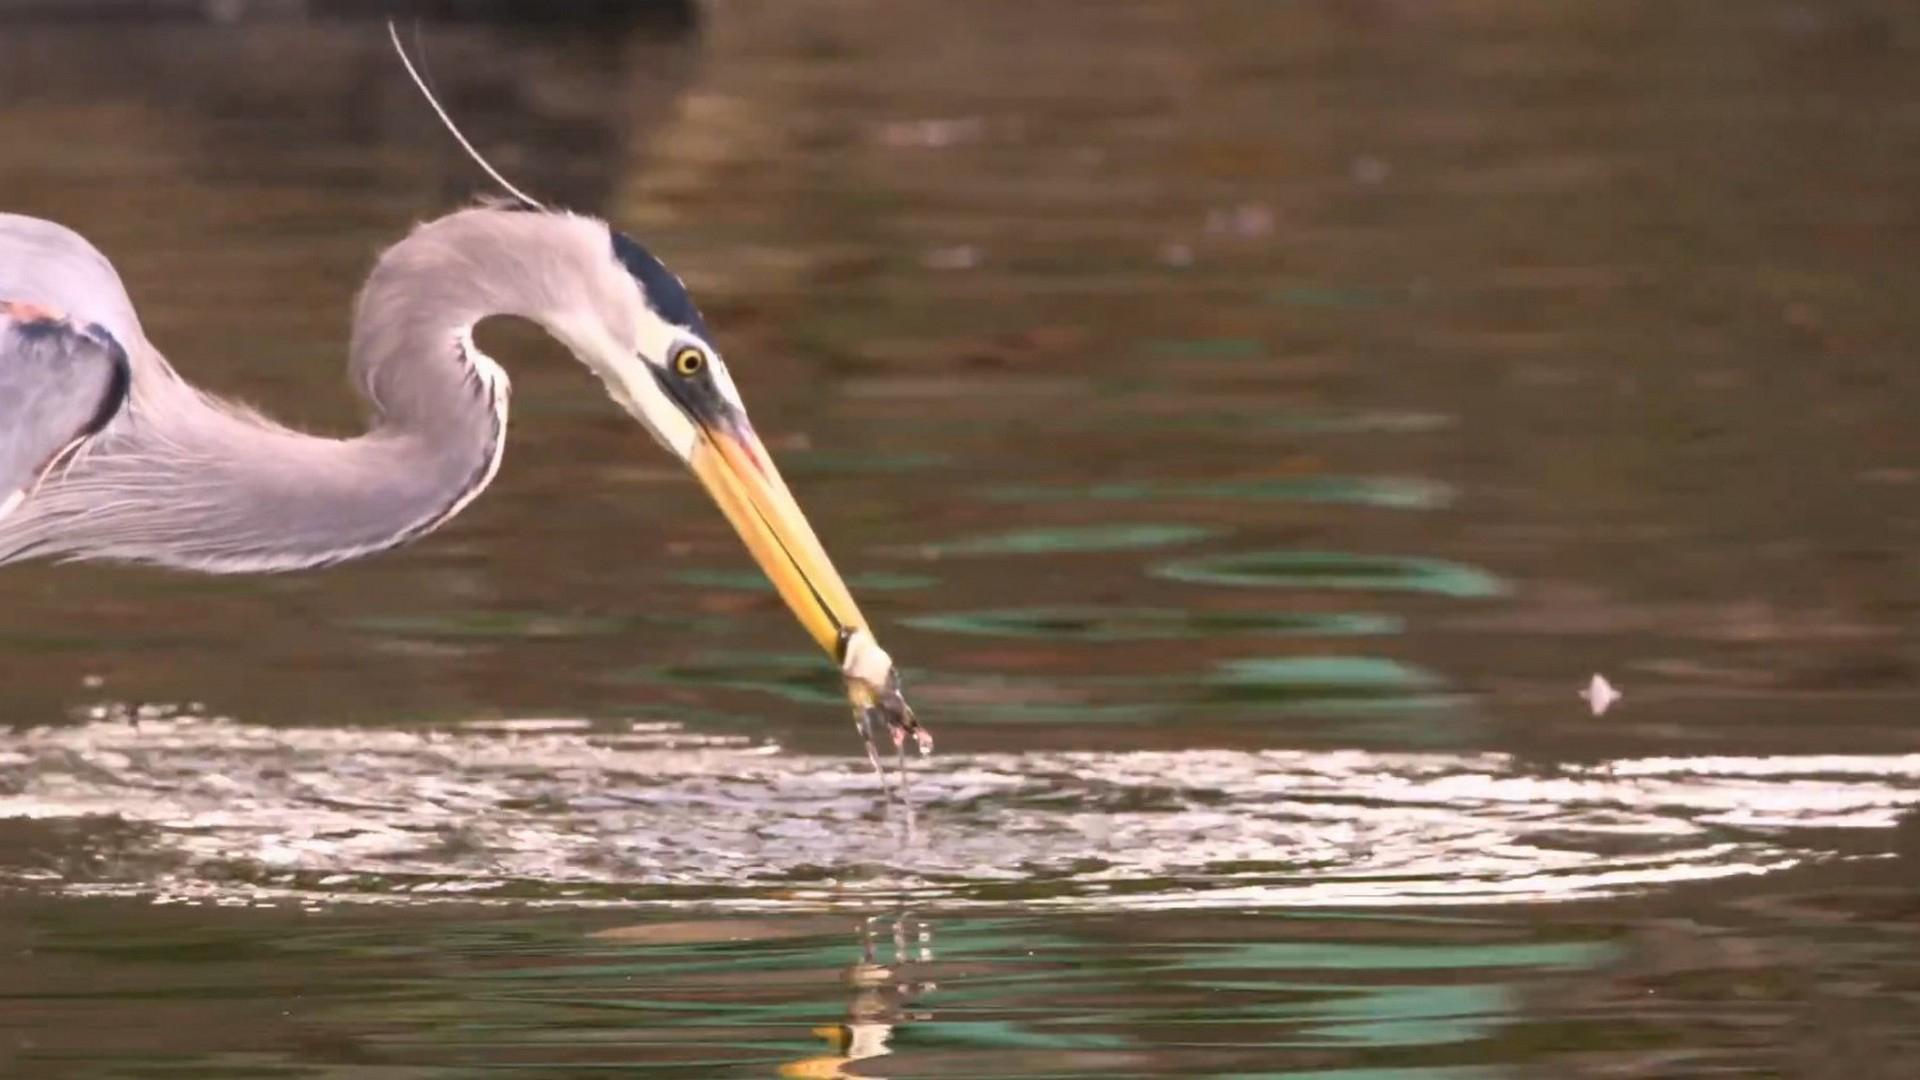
[3,2,1920,1075]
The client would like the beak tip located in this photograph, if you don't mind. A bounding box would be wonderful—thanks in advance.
[843,630,928,756]
[858,678,929,758]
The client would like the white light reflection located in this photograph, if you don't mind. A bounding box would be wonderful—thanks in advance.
[0,715,1915,910]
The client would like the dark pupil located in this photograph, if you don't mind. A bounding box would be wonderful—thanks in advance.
[679,352,701,373]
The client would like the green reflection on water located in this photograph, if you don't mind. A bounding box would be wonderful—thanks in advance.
[622,651,1448,722]
[1267,284,1403,308]
[1186,940,1611,972]
[0,895,1625,1077]
[925,523,1221,556]
[1136,336,1268,359]
[904,606,1403,642]
[915,1019,1133,1051]
[1293,984,1507,1046]
[985,477,1451,510]
[930,701,1181,726]
[633,653,845,706]
[1155,552,1506,598]
[1221,1060,1505,1068]
[1204,657,1441,707]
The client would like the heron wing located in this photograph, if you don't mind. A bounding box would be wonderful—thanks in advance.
[0,303,129,518]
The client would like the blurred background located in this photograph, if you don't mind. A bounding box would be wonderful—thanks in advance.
[1,1,1919,1076]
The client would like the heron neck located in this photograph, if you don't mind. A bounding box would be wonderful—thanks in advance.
[4,209,611,572]
[349,208,617,434]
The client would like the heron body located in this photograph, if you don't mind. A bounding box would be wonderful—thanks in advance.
[0,205,923,753]
[0,208,565,571]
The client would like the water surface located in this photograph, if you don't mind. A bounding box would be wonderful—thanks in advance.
[3,1,1920,1075]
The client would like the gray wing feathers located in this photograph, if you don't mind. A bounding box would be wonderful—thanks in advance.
[0,308,128,515]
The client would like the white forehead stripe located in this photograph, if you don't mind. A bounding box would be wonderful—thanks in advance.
[631,305,684,366]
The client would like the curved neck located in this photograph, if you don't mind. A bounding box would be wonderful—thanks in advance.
[5,210,615,572]
[349,208,615,433]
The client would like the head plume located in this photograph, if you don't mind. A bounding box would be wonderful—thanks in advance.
[388,22,708,333]
[387,20,546,212]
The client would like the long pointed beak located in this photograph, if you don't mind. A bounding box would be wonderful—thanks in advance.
[686,411,928,756]
[689,418,869,660]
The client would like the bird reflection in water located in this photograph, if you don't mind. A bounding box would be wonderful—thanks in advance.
[781,913,936,1080]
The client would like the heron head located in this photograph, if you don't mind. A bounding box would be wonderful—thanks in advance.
[383,21,922,755]
[558,225,918,745]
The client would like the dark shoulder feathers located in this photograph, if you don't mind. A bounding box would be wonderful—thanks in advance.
[0,303,130,506]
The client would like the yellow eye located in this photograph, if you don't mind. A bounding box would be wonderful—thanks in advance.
[673,347,705,376]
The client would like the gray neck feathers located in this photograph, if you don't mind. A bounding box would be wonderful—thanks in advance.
[2,209,615,572]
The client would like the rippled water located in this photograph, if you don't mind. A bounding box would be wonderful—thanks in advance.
[6,712,1920,912]
[4,1,1920,1076]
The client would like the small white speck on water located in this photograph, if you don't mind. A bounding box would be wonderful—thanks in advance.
[922,245,981,271]
[1581,673,1622,716]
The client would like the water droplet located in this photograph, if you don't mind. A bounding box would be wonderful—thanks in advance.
[1581,674,1622,716]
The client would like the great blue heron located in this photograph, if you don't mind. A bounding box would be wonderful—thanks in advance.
[0,27,924,766]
